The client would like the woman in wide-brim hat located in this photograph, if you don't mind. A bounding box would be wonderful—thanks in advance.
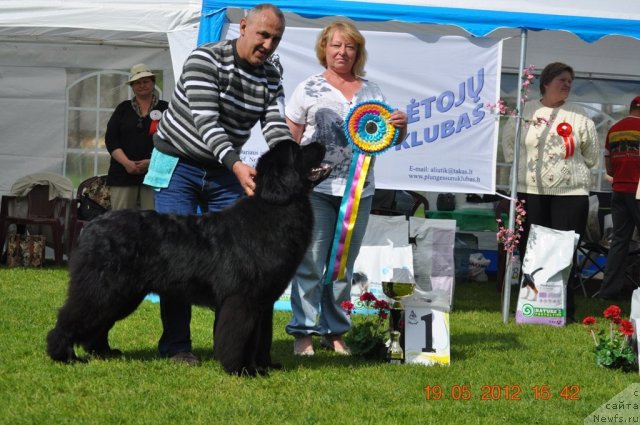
[105,63,168,210]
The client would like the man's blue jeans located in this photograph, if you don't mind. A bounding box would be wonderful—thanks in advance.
[154,160,243,357]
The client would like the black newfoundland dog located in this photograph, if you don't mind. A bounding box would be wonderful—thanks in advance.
[47,140,328,376]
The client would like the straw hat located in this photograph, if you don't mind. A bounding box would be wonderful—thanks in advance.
[127,63,156,84]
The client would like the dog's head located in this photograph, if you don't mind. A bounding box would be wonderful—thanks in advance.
[255,140,330,205]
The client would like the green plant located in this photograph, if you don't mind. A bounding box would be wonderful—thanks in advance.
[582,305,637,372]
[341,292,390,358]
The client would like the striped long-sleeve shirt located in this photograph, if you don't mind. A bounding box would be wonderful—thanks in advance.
[155,39,293,170]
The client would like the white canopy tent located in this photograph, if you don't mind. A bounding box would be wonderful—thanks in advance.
[0,0,201,195]
[1,0,639,196]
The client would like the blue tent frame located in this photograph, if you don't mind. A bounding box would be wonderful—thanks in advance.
[198,0,640,323]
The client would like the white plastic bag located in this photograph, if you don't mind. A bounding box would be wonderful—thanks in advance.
[409,217,456,309]
[352,215,413,310]
[631,288,640,372]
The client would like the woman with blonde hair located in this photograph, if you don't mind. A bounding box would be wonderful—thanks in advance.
[284,20,407,355]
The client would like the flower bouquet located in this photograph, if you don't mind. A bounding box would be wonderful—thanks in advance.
[341,292,391,359]
[582,305,637,372]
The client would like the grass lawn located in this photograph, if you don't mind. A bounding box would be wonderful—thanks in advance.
[0,266,637,425]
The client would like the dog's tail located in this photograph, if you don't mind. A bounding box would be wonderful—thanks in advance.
[530,267,543,277]
[46,324,76,363]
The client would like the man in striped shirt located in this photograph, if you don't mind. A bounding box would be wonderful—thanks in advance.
[145,4,292,366]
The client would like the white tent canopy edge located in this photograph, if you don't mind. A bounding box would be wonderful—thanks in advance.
[0,0,201,196]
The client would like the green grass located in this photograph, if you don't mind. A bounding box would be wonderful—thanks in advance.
[0,267,637,425]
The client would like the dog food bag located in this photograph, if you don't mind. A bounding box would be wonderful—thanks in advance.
[515,224,579,327]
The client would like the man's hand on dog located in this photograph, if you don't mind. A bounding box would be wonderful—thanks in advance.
[232,161,257,196]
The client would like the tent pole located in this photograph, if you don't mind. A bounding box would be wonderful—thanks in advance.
[502,28,528,324]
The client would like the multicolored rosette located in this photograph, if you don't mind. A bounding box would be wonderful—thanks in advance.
[325,101,399,285]
[344,100,398,155]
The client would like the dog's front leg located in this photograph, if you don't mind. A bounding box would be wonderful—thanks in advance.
[214,295,260,376]
[82,324,122,359]
[255,305,281,373]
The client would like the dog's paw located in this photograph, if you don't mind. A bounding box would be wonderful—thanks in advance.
[230,366,259,378]
[87,348,123,359]
[256,367,270,377]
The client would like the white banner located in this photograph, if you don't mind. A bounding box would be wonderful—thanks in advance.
[224,25,502,194]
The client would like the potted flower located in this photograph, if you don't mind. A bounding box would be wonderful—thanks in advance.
[582,305,637,372]
[341,292,390,359]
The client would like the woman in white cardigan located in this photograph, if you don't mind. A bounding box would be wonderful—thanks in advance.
[502,62,600,321]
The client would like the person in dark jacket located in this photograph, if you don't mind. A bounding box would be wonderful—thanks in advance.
[105,63,168,210]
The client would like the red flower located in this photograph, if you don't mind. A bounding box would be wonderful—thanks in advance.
[619,319,635,337]
[378,311,388,320]
[604,305,622,320]
[341,300,354,315]
[582,306,637,370]
[374,299,390,311]
[360,291,377,303]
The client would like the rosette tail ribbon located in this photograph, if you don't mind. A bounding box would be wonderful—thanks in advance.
[325,153,371,284]
[557,122,574,159]
[148,120,158,136]
[324,100,399,285]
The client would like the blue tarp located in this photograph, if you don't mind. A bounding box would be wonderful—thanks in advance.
[200,0,640,44]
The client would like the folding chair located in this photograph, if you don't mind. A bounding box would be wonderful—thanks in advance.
[576,241,608,297]
[0,184,69,265]
[68,175,110,253]
[574,192,611,297]
[577,241,640,298]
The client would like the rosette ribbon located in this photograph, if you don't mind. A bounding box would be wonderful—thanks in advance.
[557,122,574,159]
[149,110,162,136]
[148,120,159,136]
[325,100,399,284]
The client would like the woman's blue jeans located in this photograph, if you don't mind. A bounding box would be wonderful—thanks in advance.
[285,192,372,337]
[154,160,243,357]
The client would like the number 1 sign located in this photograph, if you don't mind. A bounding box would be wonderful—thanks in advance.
[403,300,450,366]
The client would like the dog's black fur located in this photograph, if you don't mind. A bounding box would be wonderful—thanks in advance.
[47,140,327,376]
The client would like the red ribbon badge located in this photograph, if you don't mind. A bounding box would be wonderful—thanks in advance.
[148,120,158,136]
[557,122,574,159]
[148,110,162,136]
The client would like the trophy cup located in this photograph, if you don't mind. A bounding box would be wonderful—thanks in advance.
[382,269,416,363]
[382,280,416,331]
